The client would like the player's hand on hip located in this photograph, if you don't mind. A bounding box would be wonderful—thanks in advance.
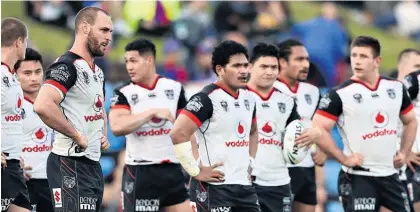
[295,127,321,148]
[101,135,110,152]
[23,165,32,181]
[342,153,364,167]
[312,150,327,166]
[393,151,406,169]
[1,152,6,168]
[74,132,88,151]
[153,109,175,123]
[194,162,225,182]
[407,152,420,172]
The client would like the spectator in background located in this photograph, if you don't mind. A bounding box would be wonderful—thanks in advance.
[291,2,348,87]
[394,0,420,41]
[252,1,292,37]
[213,1,257,36]
[222,31,250,49]
[189,37,217,82]
[25,1,83,29]
[123,1,180,36]
[158,38,188,83]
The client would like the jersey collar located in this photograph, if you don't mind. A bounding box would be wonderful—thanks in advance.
[277,78,299,93]
[1,62,14,74]
[134,75,161,90]
[214,81,239,99]
[351,76,381,91]
[246,85,275,101]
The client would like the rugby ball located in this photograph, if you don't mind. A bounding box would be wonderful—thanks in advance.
[283,119,310,165]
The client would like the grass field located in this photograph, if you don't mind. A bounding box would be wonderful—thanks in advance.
[2,1,419,73]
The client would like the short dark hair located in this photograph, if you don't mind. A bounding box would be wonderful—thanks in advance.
[1,17,28,47]
[211,40,248,75]
[398,48,420,62]
[14,48,43,71]
[250,43,279,64]
[351,36,381,57]
[125,39,156,58]
[74,6,110,33]
[276,39,304,61]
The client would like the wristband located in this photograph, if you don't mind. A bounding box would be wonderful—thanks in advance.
[174,141,200,177]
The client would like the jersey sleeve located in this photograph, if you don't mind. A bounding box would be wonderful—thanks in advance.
[177,86,188,115]
[44,62,77,99]
[315,89,343,122]
[180,93,213,127]
[252,102,257,125]
[286,101,301,126]
[400,85,414,115]
[110,89,130,111]
[402,73,419,100]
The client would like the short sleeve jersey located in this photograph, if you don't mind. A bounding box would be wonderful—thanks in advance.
[316,77,413,177]
[110,76,187,165]
[274,79,321,167]
[247,86,300,186]
[180,83,257,186]
[402,70,420,152]
[43,51,105,161]
[21,97,54,179]
[1,63,24,160]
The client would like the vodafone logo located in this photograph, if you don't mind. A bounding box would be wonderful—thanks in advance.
[259,138,282,147]
[84,113,104,122]
[22,144,52,152]
[225,140,249,147]
[362,129,397,140]
[371,110,388,128]
[259,121,276,137]
[92,94,103,112]
[5,114,21,122]
[135,128,171,136]
[15,94,23,114]
[236,120,247,138]
[148,117,167,128]
[32,127,48,144]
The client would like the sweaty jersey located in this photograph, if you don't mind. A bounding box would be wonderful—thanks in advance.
[247,86,300,186]
[181,82,257,186]
[110,76,187,165]
[274,79,321,167]
[1,62,24,160]
[316,76,413,177]
[44,51,105,161]
[402,70,420,152]
[21,97,54,179]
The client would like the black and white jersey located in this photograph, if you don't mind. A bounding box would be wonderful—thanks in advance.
[21,97,54,179]
[110,76,187,165]
[274,79,321,167]
[402,70,420,152]
[181,83,257,186]
[43,51,105,161]
[316,77,413,177]
[1,63,24,160]
[247,86,300,186]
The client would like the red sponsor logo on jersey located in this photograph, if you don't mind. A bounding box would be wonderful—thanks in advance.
[135,128,171,136]
[84,113,104,122]
[362,128,397,140]
[22,144,52,152]
[5,114,22,122]
[259,138,283,147]
[225,140,249,147]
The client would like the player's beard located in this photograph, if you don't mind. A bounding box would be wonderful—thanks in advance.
[87,31,104,57]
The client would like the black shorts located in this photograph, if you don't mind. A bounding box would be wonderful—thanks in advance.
[1,159,32,211]
[288,167,317,205]
[401,180,415,212]
[27,179,53,212]
[122,163,189,212]
[253,183,292,212]
[47,153,104,212]
[190,180,261,212]
[338,170,411,212]
[406,164,420,203]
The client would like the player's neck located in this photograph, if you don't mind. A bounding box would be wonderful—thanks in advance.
[351,72,380,88]
[247,82,272,97]
[397,69,407,81]
[1,48,18,71]
[215,80,238,95]
[277,74,298,89]
[69,40,95,69]
[23,91,38,104]
[135,73,158,87]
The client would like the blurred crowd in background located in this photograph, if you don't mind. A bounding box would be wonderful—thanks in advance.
[4,1,420,211]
